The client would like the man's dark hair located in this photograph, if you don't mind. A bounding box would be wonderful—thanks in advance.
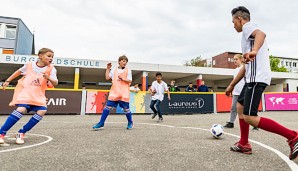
[189,82,193,84]
[156,72,162,77]
[231,6,250,21]
[133,82,139,86]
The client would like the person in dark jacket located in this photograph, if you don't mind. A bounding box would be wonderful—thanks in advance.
[198,81,208,92]
[185,83,196,92]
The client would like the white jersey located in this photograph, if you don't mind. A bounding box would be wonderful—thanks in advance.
[151,80,168,101]
[233,65,245,95]
[109,67,132,81]
[241,22,271,85]
[19,62,58,81]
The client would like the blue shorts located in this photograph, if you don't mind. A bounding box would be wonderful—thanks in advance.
[106,100,129,109]
[16,104,47,113]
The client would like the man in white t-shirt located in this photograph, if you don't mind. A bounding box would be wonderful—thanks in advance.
[130,83,140,93]
[226,6,298,160]
[149,72,170,122]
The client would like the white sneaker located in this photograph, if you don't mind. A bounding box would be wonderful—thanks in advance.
[16,133,25,144]
[0,134,5,144]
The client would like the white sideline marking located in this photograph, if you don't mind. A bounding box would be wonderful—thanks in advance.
[107,122,298,171]
[0,133,53,153]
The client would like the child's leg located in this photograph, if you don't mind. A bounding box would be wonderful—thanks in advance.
[150,100,158,114]
[98,106,112,124]
[245,115,297,141]
[238,103,250,145]
[155,100,162,118]
[18,110,46,134]
[243,83,297,141]
[97,100,117,125]
[0,107,26,135]
[124,108,133,123]
[119,101,133,123]
[229,95,238,123]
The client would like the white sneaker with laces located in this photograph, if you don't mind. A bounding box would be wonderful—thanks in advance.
[16,133,25,144]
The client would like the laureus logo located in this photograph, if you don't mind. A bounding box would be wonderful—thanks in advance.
[168,98,204,109]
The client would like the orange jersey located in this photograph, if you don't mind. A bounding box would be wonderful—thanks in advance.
[15,62,53,106]
[108,67,131,102]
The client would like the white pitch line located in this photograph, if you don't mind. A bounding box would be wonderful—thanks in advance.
[0,133,53,153]
[107,122,298,171]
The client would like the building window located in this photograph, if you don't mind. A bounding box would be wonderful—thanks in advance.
[213,60,216,65]
[293,62,297,68]
[286,62,289,66]
[5,25,16,39]
[281,61,284,66]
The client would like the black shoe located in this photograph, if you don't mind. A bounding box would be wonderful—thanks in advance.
[224,122,234,128]
[252,127,259,131]
[151,113,157,119]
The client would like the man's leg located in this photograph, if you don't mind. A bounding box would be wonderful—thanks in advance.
[155,100,162,119]
[150,100,158,114]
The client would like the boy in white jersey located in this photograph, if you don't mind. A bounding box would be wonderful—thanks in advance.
[225,6,298,160]
[149,72,170,122]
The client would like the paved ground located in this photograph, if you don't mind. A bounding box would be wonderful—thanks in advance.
[0,112,298,171]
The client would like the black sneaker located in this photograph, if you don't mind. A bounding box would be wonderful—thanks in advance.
[224,122,234,128]
[288,131,298,160]
[252,127,259,131]
[158,117,163,122]
[151,113,157,119]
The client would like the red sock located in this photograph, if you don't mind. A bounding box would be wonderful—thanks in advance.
[258,117,297,141]
[239,119,250,145]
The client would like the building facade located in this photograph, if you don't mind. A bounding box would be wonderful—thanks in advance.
[278,57,298,73]
[0,16,33,55]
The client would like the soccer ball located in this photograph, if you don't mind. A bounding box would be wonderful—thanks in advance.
[210,124,224,138]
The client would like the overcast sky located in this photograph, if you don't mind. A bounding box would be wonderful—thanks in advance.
[1,0,298,65]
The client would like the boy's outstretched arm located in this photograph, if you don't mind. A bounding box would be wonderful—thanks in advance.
[2,70,22,90]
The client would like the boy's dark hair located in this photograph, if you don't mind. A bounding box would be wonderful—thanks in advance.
[231,6,250,21]
[38,48,54,55]
[156,72,162,77]
[118,55,128,62]
[133,82,139,86]
[189,82,193,85]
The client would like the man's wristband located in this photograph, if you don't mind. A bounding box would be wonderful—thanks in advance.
[5,80,10,83]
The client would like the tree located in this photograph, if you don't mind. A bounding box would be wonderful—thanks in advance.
[269,55,288,72]
[184,56,205,67]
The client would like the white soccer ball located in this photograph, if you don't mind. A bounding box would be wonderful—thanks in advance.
[210,124,224,138]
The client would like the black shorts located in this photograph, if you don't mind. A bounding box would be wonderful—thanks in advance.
[237,82,267,116]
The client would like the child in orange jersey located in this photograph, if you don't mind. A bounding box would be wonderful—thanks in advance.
[93,55,133,130]
[0,48,58,144]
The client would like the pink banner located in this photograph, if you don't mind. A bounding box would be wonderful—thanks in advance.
[265,93,298,111]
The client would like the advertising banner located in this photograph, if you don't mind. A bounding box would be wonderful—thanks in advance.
[159,94,214,114]
[216,93,263,113]
[86,91,109,114]
[265,93,298,111]
[46,91,82,114]
[0,90,82,114]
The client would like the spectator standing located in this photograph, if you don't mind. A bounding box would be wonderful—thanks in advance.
[198,81,208,92]
[185,83,196,92]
